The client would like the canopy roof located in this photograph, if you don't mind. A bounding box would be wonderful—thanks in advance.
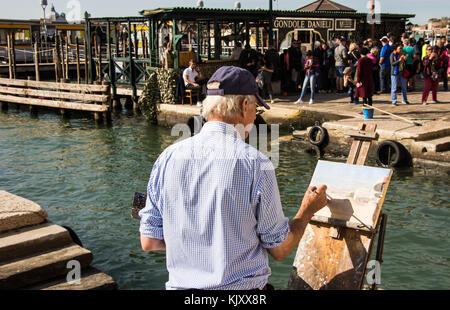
[297,0,356,12]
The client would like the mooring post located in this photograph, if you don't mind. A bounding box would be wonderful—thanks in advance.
[7,32,13,80]
[60,33,66,81]
[65,34,70,81]
[84,37,88,84]
[76,37,81,84]
[11,32,17,79]
[54,33,60,82]
[34,42,40,81]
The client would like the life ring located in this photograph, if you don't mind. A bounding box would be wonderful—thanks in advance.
[376,140,410,168]
[308,125,329,147]
[62,226,84,247]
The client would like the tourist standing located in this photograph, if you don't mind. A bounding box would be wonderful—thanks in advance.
[368,48,380,93]
[258,57,275,104]
[402,39,416,91]
[230,42,243,61]
[344,67,358,104]
[379,37,393,93]
[355,48,374,106]
[288,40,303,91]
[334,37,348,93]
[438,42,449,91]
[318,42,332,93]
[295,51,319,105]
[422,46,441,105]
[239,44,259,77]
[390,44,409,106]
[348,43,361,68]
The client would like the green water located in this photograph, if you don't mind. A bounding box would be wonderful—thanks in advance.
[0,109,449,290]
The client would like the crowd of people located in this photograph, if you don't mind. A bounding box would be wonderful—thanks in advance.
[232,33,450,106]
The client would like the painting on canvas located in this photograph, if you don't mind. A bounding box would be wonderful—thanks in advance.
[309,161,393,229]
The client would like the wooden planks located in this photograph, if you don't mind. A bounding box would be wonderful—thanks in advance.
[0,86,109,103]
[0,94,109,112]
[288,223,374,290]
[0,78,109,93]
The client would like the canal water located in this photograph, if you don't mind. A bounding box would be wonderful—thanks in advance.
[1,109,449,290]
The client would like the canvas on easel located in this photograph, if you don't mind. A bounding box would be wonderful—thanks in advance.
[310,161,392,231]
[288,123,392,290]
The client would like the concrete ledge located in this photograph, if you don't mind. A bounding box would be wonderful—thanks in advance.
[0,191,48,233]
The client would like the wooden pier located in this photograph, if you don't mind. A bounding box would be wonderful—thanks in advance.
[0,78,112,123]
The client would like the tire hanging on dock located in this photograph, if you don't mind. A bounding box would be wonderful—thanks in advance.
[376,140,411,168]
[308,125,329,148]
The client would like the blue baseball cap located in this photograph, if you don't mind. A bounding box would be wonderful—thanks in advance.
[206,66,270,110]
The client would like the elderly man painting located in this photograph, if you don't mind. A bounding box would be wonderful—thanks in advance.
[139,66,328,290]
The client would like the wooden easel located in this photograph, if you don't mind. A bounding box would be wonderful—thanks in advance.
[288,123,388,290]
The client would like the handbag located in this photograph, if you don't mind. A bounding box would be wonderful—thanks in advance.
[402,69,409,79]
[256,71,265,89]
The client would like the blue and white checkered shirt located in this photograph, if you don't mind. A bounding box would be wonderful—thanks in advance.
[139,121,290,290]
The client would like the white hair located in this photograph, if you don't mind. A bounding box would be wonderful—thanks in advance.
[201,95,257,122]
[314,41,321,48]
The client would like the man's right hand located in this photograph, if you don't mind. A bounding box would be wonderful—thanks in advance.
[297,185,329,219]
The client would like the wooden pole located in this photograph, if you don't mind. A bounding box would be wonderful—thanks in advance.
[65,34,69,80]
[59,33,66,82]
[7,32,13,80]
[84,37,88,84]
[98,37,103,81]
[34,42,40,81]
[54,33,60,82]
[76,37,81,84]
[11,32,17,79]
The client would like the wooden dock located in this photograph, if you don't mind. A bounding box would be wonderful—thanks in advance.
[0,78,112,123]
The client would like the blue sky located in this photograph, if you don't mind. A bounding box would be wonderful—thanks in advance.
[2,0,446,25]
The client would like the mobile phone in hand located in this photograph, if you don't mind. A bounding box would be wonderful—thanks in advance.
[131,192,147,220]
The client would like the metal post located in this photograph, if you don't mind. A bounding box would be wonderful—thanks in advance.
[128,20,137,98]
[150,18,155,67]
[370,0,375,39]
[207,21,211,60]
[107,20,116,98]
[214,20,221,60]
[245,21,250,46]
[196,21,201,63]
[172,18,179,69]
[269,0,274,47]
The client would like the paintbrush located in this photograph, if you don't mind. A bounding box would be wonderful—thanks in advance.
[313,189,333,200]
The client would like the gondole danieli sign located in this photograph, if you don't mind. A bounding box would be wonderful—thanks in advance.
[274,18,334,30]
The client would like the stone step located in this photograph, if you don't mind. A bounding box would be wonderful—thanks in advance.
[0,222,73,264]
[0,244,93,290]
[25,267,118,290]
[0,191,48,233]
[413,136,450,153]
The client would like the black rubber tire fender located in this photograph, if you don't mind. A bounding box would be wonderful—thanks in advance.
[62,226,84,247]
[308,125,329,147]
[376,140,407,168]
